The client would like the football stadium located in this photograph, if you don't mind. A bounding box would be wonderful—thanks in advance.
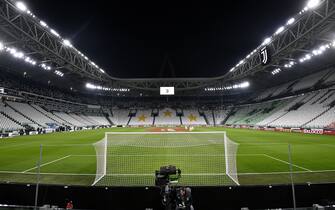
[0,0,334,209]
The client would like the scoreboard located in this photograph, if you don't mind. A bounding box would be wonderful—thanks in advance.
[160,87,174,95]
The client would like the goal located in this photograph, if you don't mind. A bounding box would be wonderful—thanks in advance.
[92,131,239,186]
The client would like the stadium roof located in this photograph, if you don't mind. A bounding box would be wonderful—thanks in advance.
[0,0,335,95]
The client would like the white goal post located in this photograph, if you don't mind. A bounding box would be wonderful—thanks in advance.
[92,131,239,186]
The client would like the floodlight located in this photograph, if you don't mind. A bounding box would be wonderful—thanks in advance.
[263,37,272,45]
[14,52,24,58]
[319,45,326,52]
[63,39,72,47]
[50,29,60,37]
[240,81,250,88]
[275,26,285,35]
[16,1,27,12]
[0,42,3,51]
[40,21,47,27]
[86,83,96,89]
[9,48,16,55]
[307,0,321,9]
[287,18,295,25]
[99,69,105,73]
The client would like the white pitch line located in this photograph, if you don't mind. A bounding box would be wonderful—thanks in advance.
[107,143,223,148]
[71,154,263,157]
[21,155,71,173]
[1,169,335,176]
[263,154,312,172]
[105,131,227,135]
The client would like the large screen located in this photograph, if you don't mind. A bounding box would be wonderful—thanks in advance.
[160,87,174,95]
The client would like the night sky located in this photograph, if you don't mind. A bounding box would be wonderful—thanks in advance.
[26,0,306,78]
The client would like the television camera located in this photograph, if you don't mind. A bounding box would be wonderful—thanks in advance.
[155,165,194,210]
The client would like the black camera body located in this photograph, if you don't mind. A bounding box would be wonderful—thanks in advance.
[155,165,181,186]
[155,166,194,210]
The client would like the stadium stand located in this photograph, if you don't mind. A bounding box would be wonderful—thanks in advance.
[109,109,130,125]
[0,112,23,131]
[181,109,207,125]
[31,104,69,126]
[0,101,33,125]
[213,108,231,125]
[128,109,154,126]
[86,114,111,126]
[226,100,288,126]
[0,65,334,132]
[290,69,329,92]
[154,108,181,126]
[6,101,57,127]
[204,110,214,125]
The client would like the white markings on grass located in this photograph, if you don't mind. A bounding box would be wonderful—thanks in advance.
[1,153,313,176]
[112,143,222,148]
[21,155,71,173]
[2,170,335,176]
[71,154,262,157]
[262,154,312,172]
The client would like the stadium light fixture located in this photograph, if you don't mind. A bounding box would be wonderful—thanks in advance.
[40,21,48,27]
[50,29,60,37]
[16,1,27,12]
[271,68,281,75]
[239,81,250,88]
[86,82,130,92]
[262,37,272,45]
[205,81,250,91]
[287,18,295,25]
[63,39,72,47]
[14,52,24,59]
[307,0,321,9]
[54,70,64,77]
[275,26,285,35]
[0,42,3,51]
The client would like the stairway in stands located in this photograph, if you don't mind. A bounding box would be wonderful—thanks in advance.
[29,104,64,125]
[212,110,216,126]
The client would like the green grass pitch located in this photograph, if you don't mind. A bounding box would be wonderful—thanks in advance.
[0,127,334,186]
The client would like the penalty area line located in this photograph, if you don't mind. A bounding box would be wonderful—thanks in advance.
[262,154,312,172]
[21,155,71,173]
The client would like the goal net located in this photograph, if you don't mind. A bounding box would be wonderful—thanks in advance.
[92,131,239,186]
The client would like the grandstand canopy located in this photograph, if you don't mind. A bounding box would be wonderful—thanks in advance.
[0,0,334,96]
